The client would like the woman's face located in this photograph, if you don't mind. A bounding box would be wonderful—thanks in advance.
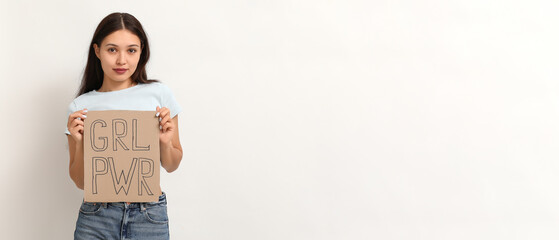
[94,29,142,84]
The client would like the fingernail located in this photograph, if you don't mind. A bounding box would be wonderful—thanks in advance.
[82,115,87,118]
[77,117,81,121]
[156,112,160,117]
[159,117,162,122]
[83,109,88,113]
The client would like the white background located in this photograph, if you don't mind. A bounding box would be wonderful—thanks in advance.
[1,0,558,239]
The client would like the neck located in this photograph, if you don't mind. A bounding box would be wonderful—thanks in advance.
[98,78,136,92]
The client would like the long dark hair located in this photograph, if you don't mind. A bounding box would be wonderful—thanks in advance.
[77,12,157,96]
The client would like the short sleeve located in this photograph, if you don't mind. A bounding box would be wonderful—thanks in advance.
[160,83,182,118]
[64,101,78,135]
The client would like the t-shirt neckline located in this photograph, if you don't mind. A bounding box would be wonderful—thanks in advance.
[92,83,143,94]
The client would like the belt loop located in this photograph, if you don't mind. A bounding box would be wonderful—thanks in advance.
[140,203,146,212]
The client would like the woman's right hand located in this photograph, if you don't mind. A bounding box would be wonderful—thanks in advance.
[67,109,88,142]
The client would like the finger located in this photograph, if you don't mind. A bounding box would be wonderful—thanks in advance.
[156,106,161,117]
[70,109,88,118]
[160,115,171,127]
[68,119,83,130]
[159,109,170,122]
[162,122,173,132]
[161,108,170,118]
[70,125,83,137]
[157,107,168,118]
[72,118,84,126]
[68,109,88,125]
[74,125,84,134]
[68,118,83,128]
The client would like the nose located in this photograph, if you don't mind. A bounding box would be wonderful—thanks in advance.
[116,52,126,65]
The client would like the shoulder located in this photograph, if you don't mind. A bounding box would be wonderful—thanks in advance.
[70,90,97,106]
[66,90,96,112]
[151,82,171,90]
[140,82,175,96]
[137,82,167,91]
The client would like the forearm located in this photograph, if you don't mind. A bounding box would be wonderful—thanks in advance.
[69,143,85,189]
[160,141,182,173]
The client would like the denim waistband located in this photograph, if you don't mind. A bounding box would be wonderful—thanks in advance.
[83,192,167,209]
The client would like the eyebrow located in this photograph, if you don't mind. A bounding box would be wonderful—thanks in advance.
[105,43,140,48]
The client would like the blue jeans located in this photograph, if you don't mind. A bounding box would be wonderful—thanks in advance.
[74,192,170,240]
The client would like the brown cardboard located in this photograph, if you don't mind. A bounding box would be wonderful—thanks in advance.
[83,110,160,202]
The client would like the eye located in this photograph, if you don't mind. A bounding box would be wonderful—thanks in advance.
[128,49,138,53]
[108,48,117,53]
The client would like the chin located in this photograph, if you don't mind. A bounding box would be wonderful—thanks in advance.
[110,75,133,82]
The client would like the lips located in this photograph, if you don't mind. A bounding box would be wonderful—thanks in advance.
[113,68,128,74]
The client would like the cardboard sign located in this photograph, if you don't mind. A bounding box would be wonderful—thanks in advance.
[83,110,160,202]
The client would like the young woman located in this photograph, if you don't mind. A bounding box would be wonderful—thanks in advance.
[65,12,182,239]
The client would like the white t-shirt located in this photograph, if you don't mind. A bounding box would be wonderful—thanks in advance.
[65,82,182,135]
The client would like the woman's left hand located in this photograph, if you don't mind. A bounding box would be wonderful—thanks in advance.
[156,106,175,146]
